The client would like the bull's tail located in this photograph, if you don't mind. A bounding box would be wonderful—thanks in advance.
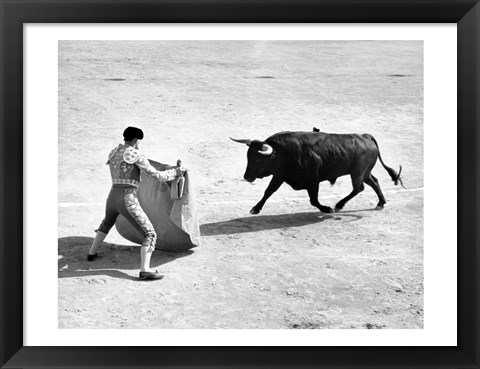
[370,136,405,189]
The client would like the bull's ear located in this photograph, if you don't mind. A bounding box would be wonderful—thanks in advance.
[230,137,252,146]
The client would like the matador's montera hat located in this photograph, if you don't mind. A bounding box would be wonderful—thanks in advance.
[123,126,144,141]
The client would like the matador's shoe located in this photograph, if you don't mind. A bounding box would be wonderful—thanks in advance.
[139,270,164,280]
[87,253,98,261]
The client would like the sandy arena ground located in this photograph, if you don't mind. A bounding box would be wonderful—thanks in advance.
[58,41,423,329]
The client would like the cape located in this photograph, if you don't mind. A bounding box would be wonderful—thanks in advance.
[115,159,200,251]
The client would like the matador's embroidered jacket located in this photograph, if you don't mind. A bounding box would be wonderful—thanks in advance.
[106,144,177,189]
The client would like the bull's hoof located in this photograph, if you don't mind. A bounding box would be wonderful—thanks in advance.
[320,206,334,214]
[375,205,384,210]
[250,208,261,215]
[334,207,342,213]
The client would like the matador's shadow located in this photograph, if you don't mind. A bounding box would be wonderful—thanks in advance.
[58,236,193,281]
[200,211,363,236]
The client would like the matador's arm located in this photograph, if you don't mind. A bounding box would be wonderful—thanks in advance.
[135,155,179,182]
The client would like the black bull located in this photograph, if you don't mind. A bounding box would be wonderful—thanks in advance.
[231,131,403,214]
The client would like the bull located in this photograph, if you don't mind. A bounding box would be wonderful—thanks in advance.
[230,131,403,214]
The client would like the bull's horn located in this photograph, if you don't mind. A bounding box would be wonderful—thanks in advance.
[258,143,273,156]
[230,137,251,146]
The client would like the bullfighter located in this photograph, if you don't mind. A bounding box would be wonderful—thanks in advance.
[87,126,186,280]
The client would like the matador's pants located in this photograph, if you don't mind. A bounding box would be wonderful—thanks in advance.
[96,186,157,250]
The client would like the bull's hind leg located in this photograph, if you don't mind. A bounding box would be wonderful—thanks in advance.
[307,183,333,213]
[334,175,365,212]
[364,174,387,209]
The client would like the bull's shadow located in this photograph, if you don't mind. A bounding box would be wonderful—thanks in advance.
[58,236,193,281]
[200,211,362,237]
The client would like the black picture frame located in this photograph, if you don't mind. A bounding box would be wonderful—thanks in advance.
[1,1,478,368]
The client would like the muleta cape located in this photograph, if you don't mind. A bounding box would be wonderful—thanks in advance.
[115,160,200,251]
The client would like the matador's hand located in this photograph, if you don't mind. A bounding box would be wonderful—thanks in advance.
[175,167,187,177]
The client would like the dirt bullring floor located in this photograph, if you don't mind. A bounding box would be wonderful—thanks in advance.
[58,41,423,329]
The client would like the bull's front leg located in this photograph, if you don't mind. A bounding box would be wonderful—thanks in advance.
[250,176,284,215]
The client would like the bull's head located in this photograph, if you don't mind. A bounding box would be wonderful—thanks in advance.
[230,137,275,183]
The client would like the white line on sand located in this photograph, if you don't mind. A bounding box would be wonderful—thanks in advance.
[205,187,423,205]
[58,187,423,207]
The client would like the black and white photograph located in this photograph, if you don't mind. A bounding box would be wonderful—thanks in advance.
[58,40,423,329]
